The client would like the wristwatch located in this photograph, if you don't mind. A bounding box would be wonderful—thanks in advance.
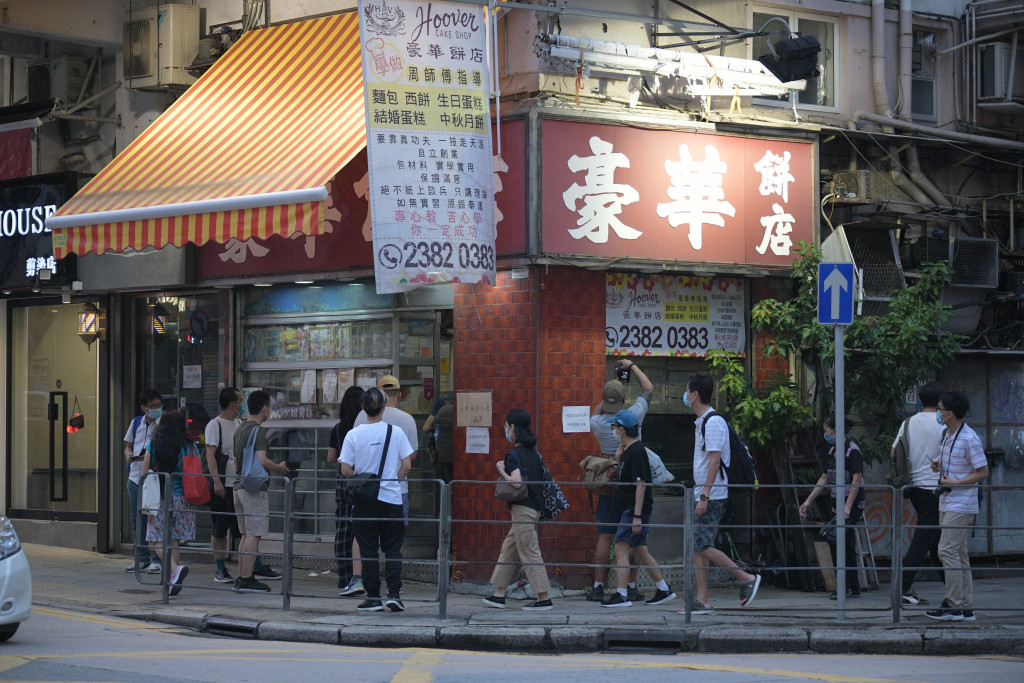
[632,513,642,517]
[699,493,711,502]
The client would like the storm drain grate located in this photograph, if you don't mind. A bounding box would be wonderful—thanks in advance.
[206,618,260,639]
[603,629,687,652]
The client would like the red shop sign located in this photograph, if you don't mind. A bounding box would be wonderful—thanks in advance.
[540,119,814,267]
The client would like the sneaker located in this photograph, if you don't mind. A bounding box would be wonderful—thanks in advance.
[233,576,271,593]
[829,586,861,600]
[523,599,553,611]
[584,585,605,602]
[901,590,925,606]
[339,578,365,597]
[739,575,761,606]
[146,561,162,575]
[483,595,506,609]
[214,568,234,583]
[253,565,282,580]
[645,588,677,605]
[681,599,713,615]
[386,594,405,612]
[169,566,189,597]
[626,586,645,602]
[357,598,384,612]
[961,609,976,621]
[926,600,964,621]
[601,593,632,608]
[125,562,144,573]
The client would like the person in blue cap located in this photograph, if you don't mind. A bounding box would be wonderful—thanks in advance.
[601,409,676,608]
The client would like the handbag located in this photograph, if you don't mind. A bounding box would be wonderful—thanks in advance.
[140,470,161,515]
[182,442,211,505]
[348,425,393,507]
[538,452,569,521]
[646,447,675,484]
[238,424,269,493]
[495,450,529,502]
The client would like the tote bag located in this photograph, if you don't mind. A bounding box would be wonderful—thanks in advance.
[182,442,211,505]
[238,424,269,493]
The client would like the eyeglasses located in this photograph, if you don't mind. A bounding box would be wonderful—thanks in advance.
[145,403,162,410]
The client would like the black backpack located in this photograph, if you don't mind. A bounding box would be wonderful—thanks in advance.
[700,411,759,490]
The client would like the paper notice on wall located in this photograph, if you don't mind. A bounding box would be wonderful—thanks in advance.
[322,369,339,404]
[300,369,317,404]
[183,365,202,389]
[457,391,492,427]
[358,0,495,293]
[562,405,591,433]
[465,427,490,454]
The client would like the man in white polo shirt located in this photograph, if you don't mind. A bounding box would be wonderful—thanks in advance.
[926,390,989,622]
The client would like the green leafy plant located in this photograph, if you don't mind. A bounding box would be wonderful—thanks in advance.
[712,241,962,464]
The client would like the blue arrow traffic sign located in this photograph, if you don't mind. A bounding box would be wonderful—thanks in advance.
[818,262,854,325]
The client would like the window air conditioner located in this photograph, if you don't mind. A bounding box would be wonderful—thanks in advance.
[123,3,200,90]
[831,170,872,200]
[978,42,1024,101]
[26,56,90,102]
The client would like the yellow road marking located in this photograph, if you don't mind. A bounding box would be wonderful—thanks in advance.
[392,649,443,682]
[0,656,34,674]
[31,607,173,631]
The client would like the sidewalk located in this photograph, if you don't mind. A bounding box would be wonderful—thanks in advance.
[25,543,1024,655]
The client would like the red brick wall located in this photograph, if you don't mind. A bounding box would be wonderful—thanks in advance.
[451,266,605,587]
[750,278,791,391]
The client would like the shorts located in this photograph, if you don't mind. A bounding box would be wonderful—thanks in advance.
[596,494,617,535]
[209,486,241,539]
[234,488,270,538]
[694,498,727,552]
[146,495,197,543]
[402,492,409,527]
[613,508,650,547]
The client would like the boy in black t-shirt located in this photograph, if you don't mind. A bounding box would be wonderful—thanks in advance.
[601,410,677,608]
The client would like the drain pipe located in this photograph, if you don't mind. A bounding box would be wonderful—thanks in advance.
[850,110,1024,152]
[872,0,895,130]
[900,0,949,206]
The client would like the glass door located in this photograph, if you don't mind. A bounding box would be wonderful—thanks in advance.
[9,303,99,517]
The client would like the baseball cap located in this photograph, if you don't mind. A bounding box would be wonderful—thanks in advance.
[378,375,401,390]
[609,410,639,429]
[602,380,626,413]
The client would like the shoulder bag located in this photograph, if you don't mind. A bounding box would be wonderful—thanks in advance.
[238,424,269,493]
[140,469,162,515]
[495,449,529,502]
[349,425,393,507]
[182,441,211,505]
[538,452,570,521]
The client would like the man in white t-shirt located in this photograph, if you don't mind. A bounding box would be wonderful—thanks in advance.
[686,373,760,614]
[205,387,242,584]
[342,388,414,613]
[893,382,946,606]
[353,375,418,526]
[122,388,163,575]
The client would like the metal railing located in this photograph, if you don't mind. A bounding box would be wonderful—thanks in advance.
[130,473,1024,622]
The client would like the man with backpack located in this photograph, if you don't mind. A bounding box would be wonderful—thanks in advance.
[204,387,243,584]
[685,372,760,614]
[891,382,946,606]
[584,359,654,603]
[122,388,163,575]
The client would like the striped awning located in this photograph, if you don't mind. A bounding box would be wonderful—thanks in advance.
[49,13,365,258]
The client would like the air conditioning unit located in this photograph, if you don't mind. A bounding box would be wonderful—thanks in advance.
[831,170,872,200]
[978,42,1024,101]
[123,3,200,90]
[26,56,90,102]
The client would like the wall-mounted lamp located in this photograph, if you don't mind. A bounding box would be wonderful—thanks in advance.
[758,27,820,83]
[77,302,106,350]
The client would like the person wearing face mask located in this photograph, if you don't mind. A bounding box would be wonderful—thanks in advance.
[122,388,163,575]
[799,414,865,599]
[926,390,989,622]
[483,409,553,611]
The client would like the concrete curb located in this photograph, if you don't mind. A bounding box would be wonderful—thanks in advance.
[438,626,549,651]
[258,622,340,644]
[809,628,922,655]
[698,626,808,653]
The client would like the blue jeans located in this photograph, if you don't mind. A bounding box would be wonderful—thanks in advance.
[127,479,152,565]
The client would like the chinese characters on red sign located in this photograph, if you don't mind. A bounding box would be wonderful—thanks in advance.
[543,119,814,266]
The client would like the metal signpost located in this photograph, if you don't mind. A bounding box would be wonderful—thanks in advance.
[818,262,854,620]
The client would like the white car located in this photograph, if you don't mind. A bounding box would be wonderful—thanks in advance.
[0,516,31,642]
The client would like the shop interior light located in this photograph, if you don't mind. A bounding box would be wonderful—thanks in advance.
[151,303,170,336]
[77,302,105,350]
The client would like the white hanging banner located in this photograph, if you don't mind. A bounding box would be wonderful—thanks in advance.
[358,0,496,293]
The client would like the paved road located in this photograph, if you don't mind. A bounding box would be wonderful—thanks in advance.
[1,606,1022,682]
